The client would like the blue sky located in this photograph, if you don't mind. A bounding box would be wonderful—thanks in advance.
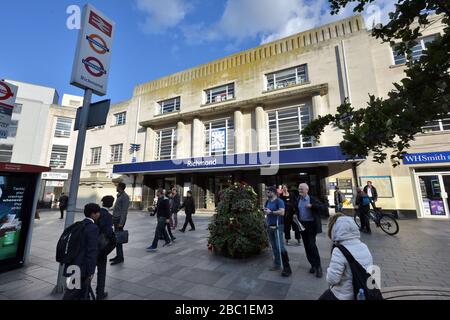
[0,0,395,104]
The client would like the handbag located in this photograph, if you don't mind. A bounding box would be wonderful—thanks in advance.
[98,232,117,256]
[115,230,129,244]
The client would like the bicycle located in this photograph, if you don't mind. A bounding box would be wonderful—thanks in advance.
[354,204,399,236]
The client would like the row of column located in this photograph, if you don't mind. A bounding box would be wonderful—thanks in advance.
[148,94,328,160]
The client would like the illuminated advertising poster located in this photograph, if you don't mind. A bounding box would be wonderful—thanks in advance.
[0,175,31,262]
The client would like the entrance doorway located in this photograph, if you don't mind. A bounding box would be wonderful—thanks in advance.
[416,173,450,218]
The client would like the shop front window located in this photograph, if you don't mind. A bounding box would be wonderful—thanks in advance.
[418,175,449,217]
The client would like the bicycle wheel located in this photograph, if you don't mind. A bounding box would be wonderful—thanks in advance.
[379,214,399,236]
[354,212,361,229]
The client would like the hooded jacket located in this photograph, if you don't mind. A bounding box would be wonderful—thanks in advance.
[326,216,373,300]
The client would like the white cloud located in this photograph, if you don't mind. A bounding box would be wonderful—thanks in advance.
[136,0,398,44]
[136,0,192,34]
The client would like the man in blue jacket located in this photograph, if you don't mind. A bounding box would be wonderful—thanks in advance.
[63,203,100,300]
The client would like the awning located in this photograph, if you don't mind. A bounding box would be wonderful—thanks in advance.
[113,146,363,175]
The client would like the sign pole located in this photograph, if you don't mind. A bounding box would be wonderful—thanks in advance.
[53,88,92,294]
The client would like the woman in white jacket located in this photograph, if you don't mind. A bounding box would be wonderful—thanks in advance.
[319,214,373,300]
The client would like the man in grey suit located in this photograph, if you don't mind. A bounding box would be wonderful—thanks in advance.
[110,182,130,265]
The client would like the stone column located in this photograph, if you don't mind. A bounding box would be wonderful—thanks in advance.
[176,121,187,159]
[144,127,156,161]
[311,94,331,146]
[255,105,268,152]
[234,109,244,154]
[191,118,204,157]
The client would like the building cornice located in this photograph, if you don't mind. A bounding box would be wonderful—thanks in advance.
[140,83,328,128]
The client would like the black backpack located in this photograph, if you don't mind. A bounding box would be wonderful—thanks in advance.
[335,244,384,300]
[56,221,85,264]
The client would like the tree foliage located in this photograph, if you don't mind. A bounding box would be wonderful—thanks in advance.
[207,183,268,258]
[302,0,450,166]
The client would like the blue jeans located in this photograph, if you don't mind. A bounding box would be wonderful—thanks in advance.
[336,204,343,212]
[268,225,287,267]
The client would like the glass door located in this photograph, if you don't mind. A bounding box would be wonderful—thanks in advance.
[417,174,449,218]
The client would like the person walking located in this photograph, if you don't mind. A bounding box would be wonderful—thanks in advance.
[179,190,196,232]
[62,203,100,300]
[110,182,130,266]
[58,193,69,219]
[319,214,373,300]
[334,186,345,213]
[171,187,181,230]
[355,187,372,234]
[279,185,301,246]
[96,195,115,300]
[147,189,172,252]
[293,183,326,278]
[363,181,378,203]
[166,191,176,242]
[264,186,292,277]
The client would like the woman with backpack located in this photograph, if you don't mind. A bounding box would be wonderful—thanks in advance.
[319,214,374,300]
[355,186,372,234]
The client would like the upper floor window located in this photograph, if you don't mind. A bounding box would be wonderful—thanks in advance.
[54,117,72,138]
[392,34,437,65]
[268,105,313,151]
[90,147,102,165]
[422,116,450,133]
[266,64,308,91]
[205,83,235,104]
[204,118,235,156]
[110,144,123,163]
[50,145,69,168]
[158,97,180,115]
[155,128,176,160]
[13,104,22,114]
[114,112,127,126]
[8,120,18,138]
[0,144,13,163]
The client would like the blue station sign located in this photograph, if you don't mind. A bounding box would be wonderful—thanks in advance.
[113,146,361,174]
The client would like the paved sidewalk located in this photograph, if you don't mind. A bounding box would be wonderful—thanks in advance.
[1,211,450,300]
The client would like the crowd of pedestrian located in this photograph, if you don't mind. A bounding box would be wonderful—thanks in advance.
[58,180,377,300]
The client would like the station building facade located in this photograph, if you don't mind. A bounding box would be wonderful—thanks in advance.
[82,14,448,219]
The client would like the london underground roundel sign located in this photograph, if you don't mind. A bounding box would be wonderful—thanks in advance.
[71,4,115,96]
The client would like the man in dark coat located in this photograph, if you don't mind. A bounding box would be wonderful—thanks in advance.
[147,189,172,252]
[363,181,378,203]
[59,193,69,219]
[63,203,100,300]
[170,187,181,230]
[96,195,115,300]
[179,190,196,232]
[292,183,326,278]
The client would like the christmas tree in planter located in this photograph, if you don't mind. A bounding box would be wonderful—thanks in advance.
[207,183,268,259]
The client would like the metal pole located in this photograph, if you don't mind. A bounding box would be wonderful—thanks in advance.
[53,88,92,294]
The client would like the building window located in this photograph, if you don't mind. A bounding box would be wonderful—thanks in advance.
[205,83,235,104]
[54,117,72,138]
[155,128,176,160]
[205,118,235,156]
[268,105,313,150]
[13,104,22,114]
[158,97,181,115]
[50,145,69,168]
[266,64,308,91]
[422,116,450,133]
[8,120,18,138]
[392,34,437,65]
[90,147,102,165]
[114,112,127,126]
[110,144,123,163]
[0,144,13,162]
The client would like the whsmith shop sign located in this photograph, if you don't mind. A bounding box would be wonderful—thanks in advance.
[403,151,450,165]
